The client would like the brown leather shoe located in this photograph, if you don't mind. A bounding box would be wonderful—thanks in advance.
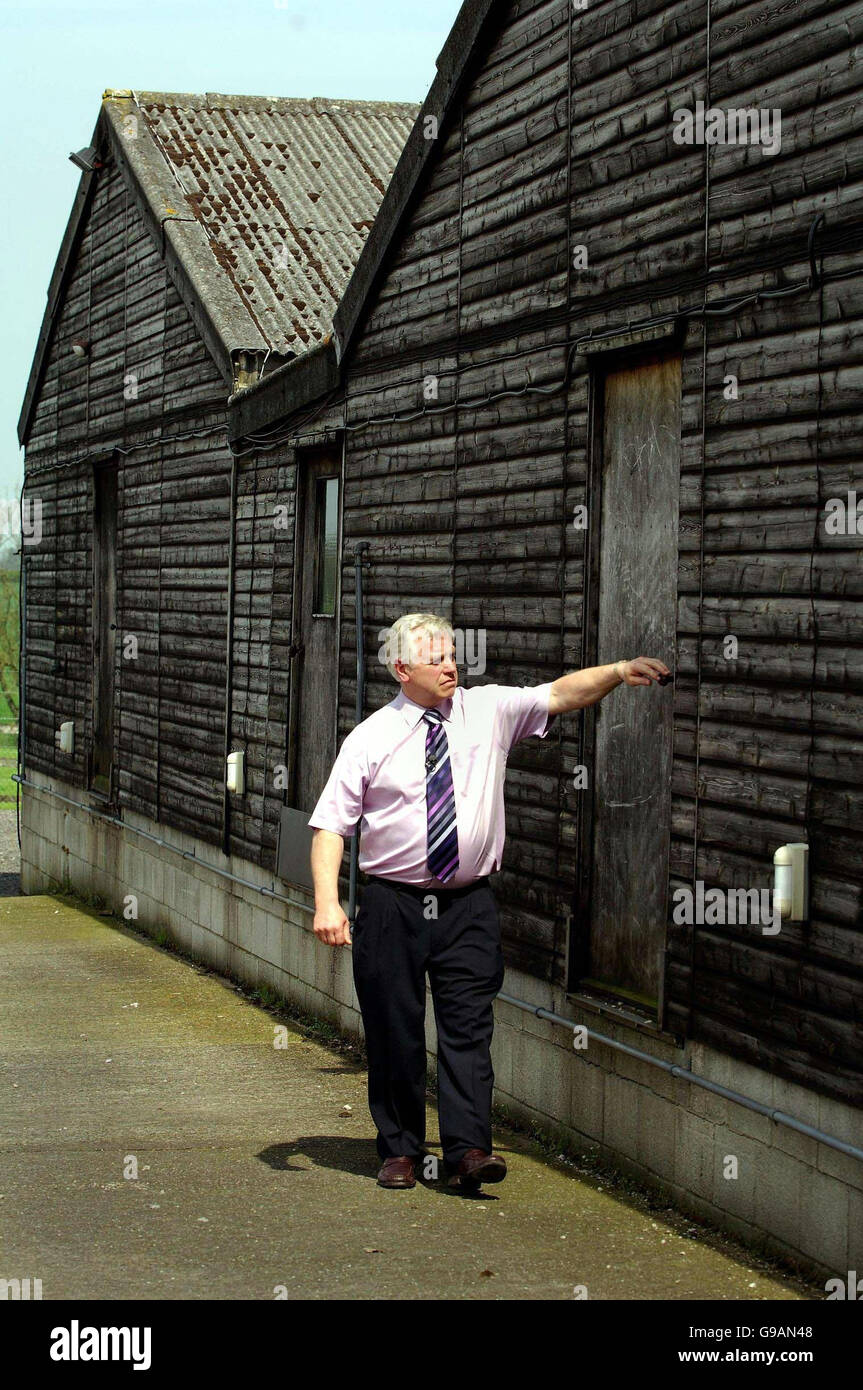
[377,1155,417,1188]
[449,1148,507,1187]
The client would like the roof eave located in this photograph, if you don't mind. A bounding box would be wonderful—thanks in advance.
[332,0,499,365]
[17,114,104,447]
[18,96,278,449]
[227,339,340,442]
[224,0,498,441]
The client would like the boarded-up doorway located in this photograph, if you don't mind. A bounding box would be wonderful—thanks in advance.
[287,446,342,813]
[573,348,680,1014]
[90,458,118,796]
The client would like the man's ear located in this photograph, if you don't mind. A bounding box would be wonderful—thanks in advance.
[393,660,411,686]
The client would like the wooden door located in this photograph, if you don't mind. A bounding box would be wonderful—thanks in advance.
[289,447,342,813]
[579,350,680,1011]
[90,459,118,795]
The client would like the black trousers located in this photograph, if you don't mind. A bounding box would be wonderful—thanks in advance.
[351,875,505,1167]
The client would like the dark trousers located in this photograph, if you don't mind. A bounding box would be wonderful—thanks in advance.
[351,875,505,1167]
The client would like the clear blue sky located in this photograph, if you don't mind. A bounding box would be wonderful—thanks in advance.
[1,0,463,494]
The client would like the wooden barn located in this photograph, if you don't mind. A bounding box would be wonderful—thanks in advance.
[17,87,417,828]
[19,4,863,1280]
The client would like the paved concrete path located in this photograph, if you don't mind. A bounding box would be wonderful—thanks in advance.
[0,808,22,896]
[0,895,818,1300]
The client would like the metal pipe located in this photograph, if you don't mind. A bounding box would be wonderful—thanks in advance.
[221,450,239,856]
[348,542,370,924]
[497,991,863,1164]
[16,775,861,1165]
[17,494,26,856]
[14,775,314,916]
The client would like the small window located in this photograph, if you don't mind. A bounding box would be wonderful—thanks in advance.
[313,476,339,616]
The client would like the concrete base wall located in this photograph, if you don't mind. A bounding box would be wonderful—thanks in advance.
[21,775,862,1282]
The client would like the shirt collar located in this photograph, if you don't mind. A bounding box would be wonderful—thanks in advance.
[393,688,454,728]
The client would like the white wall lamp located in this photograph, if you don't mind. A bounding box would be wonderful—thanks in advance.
[773,843,809,922]
[56,721,74,754]
[226,750,245,795]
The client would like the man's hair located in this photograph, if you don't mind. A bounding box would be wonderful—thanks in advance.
[383,613,454,680]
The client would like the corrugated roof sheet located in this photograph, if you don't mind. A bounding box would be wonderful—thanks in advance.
[117,91,420,357]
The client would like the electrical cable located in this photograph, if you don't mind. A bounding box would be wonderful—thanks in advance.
[229,223,856,457]
[802,220,826,855]
[22,423,229,481]
[234,217,861,445]
[21,227,859,479]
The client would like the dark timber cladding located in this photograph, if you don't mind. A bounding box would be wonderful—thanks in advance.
[230,0,863,1109]
[19,89,418,852]
[21,155,231,842]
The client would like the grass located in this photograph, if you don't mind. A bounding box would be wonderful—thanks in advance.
[0,725,17,806]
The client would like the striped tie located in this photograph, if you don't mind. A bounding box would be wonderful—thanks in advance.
[423,708,459,883]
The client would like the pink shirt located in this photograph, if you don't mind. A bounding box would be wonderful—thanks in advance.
[308,682,555,887]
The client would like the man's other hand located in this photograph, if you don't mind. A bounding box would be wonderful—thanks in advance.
[621,657,672,687]
[313,904,352,947]
[310,829,350,945]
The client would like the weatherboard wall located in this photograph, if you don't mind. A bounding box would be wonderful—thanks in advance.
[231,0,863,1109]
[18,0,863,1116]
[22,156,233,845]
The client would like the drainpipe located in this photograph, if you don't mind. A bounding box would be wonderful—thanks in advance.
[348,542,369,924]
[19,557,25,778]
[221,452,239,857]
[17,488,26,854]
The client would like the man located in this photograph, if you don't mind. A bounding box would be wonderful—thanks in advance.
[309,613,670,1191]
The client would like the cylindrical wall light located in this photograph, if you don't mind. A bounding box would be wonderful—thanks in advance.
[227,750,245,795]
[773,843,809,922]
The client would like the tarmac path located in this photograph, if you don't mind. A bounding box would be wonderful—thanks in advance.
[0,893,821,1301]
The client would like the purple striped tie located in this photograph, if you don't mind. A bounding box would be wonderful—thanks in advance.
[423,708,459,883]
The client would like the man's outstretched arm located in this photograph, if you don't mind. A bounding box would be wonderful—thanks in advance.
[311,828,352,946]
[548,657,671,716]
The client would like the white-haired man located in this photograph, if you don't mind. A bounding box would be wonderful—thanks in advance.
[309,614,670,1191]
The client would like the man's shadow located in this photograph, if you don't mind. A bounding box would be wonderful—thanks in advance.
[257,1138,501,1198]
[258,1137,378,1178]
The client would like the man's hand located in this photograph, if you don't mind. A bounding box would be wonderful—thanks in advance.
[619,657,672,687]
[313,903,352,948]
[310,828,351,947]
[549,656,672,714]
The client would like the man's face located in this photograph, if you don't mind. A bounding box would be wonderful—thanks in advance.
[396,629,459,705]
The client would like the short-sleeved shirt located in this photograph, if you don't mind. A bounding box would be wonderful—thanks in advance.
[308,682,554,887]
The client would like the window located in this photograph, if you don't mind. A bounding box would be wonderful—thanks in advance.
[313,475,339,617]
[284,448,341,818]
